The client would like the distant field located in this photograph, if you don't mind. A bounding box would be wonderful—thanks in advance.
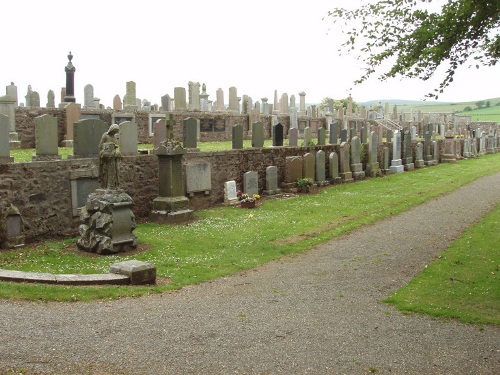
[394,97,500,122]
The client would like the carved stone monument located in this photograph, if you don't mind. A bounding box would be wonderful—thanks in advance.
[77,124,137,254]
[151,140,194,223]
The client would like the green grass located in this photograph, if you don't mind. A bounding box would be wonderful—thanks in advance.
[0,153,499,304]
[385,202,500,325]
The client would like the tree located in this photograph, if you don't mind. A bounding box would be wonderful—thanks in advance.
[475,100,486,108]
[320,97,358,111]
[326,0,500,99]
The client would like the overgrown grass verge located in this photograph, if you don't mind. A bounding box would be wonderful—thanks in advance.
[0,153,499,302]
[384,202,500,325]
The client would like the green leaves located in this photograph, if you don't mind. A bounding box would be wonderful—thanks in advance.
[326,0,500,99]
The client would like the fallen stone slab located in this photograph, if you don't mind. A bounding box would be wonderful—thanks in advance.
[0,269,129,285]
[109,260,156,285]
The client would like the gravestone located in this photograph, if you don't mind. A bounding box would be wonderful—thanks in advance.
[329,122,338,144]
[0,95,19,149]
[6,82,18,105]
[432,140,439,163]
[366,131,380,177]
[186,162,212,196]
[113,95,122,111]
[252,122,264,148]
[303,153,315,180]
[303,127,312,147]
[118,121,138,155]
[224,180,238,204]
[33,114,61,160]
[423,131,434,166]
[402,130,415,170]
[317,127,326,146]
[360,126,368,144]
[151,141,194,222]
[161,94,171,112]
[415,142,426,168]
[288,128,298,147]
[243,171,259,196]
[153,119,167,149]
[232,124,244,149]
[0,204,24,249]
[463,138,471,159]
[124,81,137,109]
[84,84,95,108]
[315,150,327,185]
[386,130,393,143]
[284,156,303,183]
[0,114,14,162]
[349,127,356,141]
[263,166,281,195]
[383,146,391,174]
[340,129,348,143]
[61,102,81,147]
[350,136,365,180]
[273,123,284,147]
[329,152,341,183]
[339,142,353,182]
[183,117,199,150]
[46,90,55,108]
[174,87,187,111]
[390,131,404,173]
[72,119,109,157]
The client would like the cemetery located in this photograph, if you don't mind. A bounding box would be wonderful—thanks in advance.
[0,55,499,251]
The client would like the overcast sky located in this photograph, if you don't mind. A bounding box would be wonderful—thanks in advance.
[2,0,498,108]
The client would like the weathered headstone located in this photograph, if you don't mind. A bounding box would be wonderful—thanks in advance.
[315,150,326,184]
[124,81,137,109]
[46,90,55,108]
[263,166,281,195]
[303,127,312,147]
[243,171,259,196]
[284,156,303,183]
[383,146,391,174]
[72,119,109,157]
[303,153,315,180]
[415,142,426,167]
[183,117,199,150]
[33,114,60,160]
[329,152,341,183]
[232,124,244,149]
[386,129,393,143]
[317,127,326,146]
[329,122,338,144]
[402,130,415,170]
[174,87,187,111]
[339,142,353,182]
[84,84,95,109]
[118,121,138,155]
[366,131,380,177]
[153,119,167,149]
[390,131,404,173]
[0,114,14,162]
[252,122,264,148]
[360,126,368,144]
[350,136,365,180]
[161,94,171,112]
[273,123,284,147]
[340,129,348,143]
[289,128,298,147]
[0,204,24,249]
[224,180,238,203]
[186,162,212,196]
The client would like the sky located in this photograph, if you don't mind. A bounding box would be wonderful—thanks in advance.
[2,0,498,108]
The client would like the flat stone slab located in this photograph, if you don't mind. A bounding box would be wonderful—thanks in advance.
[0,269,129,285]
[109,260,156,285]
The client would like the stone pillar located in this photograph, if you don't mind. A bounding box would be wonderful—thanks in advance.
[151,141,194,223]
[63,52,76,103]
[299,91,306,115]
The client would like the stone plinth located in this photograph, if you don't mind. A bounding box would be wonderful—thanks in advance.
[110,260,156,285]
[77,189,137,254]
[151,141,194,223]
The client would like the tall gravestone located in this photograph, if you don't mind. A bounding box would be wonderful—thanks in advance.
[118,121,138,155]
[329,152,341,183]
[415,142,426,168]
[317,127,326,146]
[340,129,348,143]
[263,166,281,196]
[151,140,194,222]
[339,142,353,182]
[33,114,60,161]
[0,114,14,162]
[315,150,327,185]
[113,95,122,111]
[383,146,391,174]
[153,119,167,149]
[329,122,338,145]
[232,124,243,149]
[252,122,264,148]
[303,153,315,180]
[124,81,137,109]
[46,90,55,108]
[402,130,415,170]
[84,84,95,109]
[366,131,380,177]
[0,95,19,149]
[350,136,365,180]
[390,131,404,173]
[183,117,199,150]
[273,123,284,147]
[289,128,298,147]
[303,127,312,147]
[243,171,259,196]
[63,52,76,103]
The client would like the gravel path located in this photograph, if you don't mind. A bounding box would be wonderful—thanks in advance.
[1,172,500,375]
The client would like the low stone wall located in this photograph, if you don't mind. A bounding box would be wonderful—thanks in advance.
[1,138,471,243]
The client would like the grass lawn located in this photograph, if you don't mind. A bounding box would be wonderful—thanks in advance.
[385,202,500,325]
[0,153,499,316]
